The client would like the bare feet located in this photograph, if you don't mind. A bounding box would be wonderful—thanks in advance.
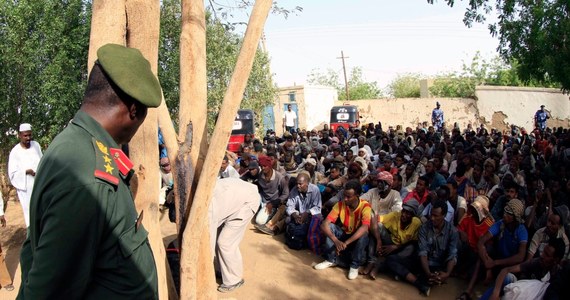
[359,263,375,275]
[369,267,378,280]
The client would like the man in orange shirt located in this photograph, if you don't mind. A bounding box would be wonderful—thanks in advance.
[456,196,495,300]
[314,180,372,280]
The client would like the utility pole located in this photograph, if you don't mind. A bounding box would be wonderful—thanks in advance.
[337,50,350,100]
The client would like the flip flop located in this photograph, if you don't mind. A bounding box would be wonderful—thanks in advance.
[456,291,471,300]
[4,284,14,291]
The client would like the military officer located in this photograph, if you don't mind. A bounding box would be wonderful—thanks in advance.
[18,44,162,299]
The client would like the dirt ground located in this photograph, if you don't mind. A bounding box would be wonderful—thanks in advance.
[1,198,486,300]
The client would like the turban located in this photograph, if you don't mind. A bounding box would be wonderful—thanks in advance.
[377,171,393,186]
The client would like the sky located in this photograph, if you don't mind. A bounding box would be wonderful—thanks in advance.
[247,0,500,89]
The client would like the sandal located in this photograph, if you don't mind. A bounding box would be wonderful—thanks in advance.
[456,292,471,300]
[4,284,14,291]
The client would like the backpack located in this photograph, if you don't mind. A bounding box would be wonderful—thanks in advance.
[285,221,309,250]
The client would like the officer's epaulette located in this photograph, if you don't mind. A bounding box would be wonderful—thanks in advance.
[92,138,120,186]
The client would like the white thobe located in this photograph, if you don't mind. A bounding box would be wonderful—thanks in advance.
[8,141,42,227]
[208,178,259,286]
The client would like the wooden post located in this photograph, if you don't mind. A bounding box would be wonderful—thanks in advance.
[87,0,126,74]
[178,0,208,228]
[124,1,171,299]
[178,1,273,298]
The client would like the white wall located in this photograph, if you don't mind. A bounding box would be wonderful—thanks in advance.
[303,85,337,130]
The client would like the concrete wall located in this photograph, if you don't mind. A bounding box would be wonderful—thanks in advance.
[475,86,570,131]
[339,98,479,130]
[334,86,570,132]
[273,85,570,133]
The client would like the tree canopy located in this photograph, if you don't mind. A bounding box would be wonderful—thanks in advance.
[0,0,91,164]
[428,0,569,92]
[307,66,383,100]
[160,0,277,135]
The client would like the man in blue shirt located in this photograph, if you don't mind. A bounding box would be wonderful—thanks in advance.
[431,102,444,132]
[534,105,551,132]
[477,199,528,285]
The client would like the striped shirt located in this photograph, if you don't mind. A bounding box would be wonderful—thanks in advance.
[327,199,372,234]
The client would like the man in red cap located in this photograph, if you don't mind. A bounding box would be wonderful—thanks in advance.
[254,155,289,235]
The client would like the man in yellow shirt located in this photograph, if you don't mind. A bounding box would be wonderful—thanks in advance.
[364,199,422,279]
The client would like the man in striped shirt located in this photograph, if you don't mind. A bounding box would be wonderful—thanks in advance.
[314,179,372,280]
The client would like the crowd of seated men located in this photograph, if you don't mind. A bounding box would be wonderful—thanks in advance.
[219,121,570,299]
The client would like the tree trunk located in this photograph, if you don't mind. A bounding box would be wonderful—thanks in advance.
[87,0,126,74]
[88,0,172,299]
[178,1,273,298]
[177,0,208,231]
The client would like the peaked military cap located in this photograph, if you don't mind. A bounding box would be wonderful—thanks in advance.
[97,44,162,108]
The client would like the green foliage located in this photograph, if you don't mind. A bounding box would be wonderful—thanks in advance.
[387,73,423,98]
[429,52,558,98]
[160,1,277,136]
[307,66,382,100]
[0,0,91,164]
[428,0,567,92]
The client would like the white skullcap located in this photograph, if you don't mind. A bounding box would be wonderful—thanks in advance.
[19,123,32,132]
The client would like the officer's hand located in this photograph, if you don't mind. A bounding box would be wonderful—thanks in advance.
[0,216,6,227]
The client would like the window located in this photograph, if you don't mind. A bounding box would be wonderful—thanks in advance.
[288,91,296,102]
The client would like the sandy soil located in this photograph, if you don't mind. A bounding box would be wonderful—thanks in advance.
[1,199,486,300]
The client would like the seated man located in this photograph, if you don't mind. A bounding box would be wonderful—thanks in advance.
[218,155,240,179]
[254,155,289,235]
[361,171,402,216]
[367,199,421,280]
[526,206,569,261]
[403,175,429,205]
[477,199,528,285]
[314,179,372,280]
[479,238,565,300]
[415,200,459,296]
[456,196,495,300]
[282,173,322,247]
[420,186,455,224]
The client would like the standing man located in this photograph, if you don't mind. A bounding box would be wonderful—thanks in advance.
[8,123,43,228]
[431,102,444,132]
[208,178,259,293]
[283,104,297,134]
[18,44,161,299]
[534,104,551,132]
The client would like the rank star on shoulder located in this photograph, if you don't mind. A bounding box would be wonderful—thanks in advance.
[103,155,112,164]
[104,163,114,174]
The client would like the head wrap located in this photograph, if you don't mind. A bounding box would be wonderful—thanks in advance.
[504,199,524,223]
[377,171,394,186]
[258,155,273,168]
[471,195,491,221]
[353,157,368,173]
[305,158,317,166]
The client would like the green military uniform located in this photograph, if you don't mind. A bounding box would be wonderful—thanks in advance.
[18,44,161,299]
[18,111,158,299]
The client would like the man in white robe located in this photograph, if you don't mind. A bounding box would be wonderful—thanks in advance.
[8,123,42,227]
[208,178,259,292]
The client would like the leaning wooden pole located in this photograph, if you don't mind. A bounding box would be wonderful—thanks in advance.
[178,1,273,298]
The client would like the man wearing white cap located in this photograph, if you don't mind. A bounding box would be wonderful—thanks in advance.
[8,123,43,227]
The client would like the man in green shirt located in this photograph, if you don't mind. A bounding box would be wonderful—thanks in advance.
[18,44,162,299]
